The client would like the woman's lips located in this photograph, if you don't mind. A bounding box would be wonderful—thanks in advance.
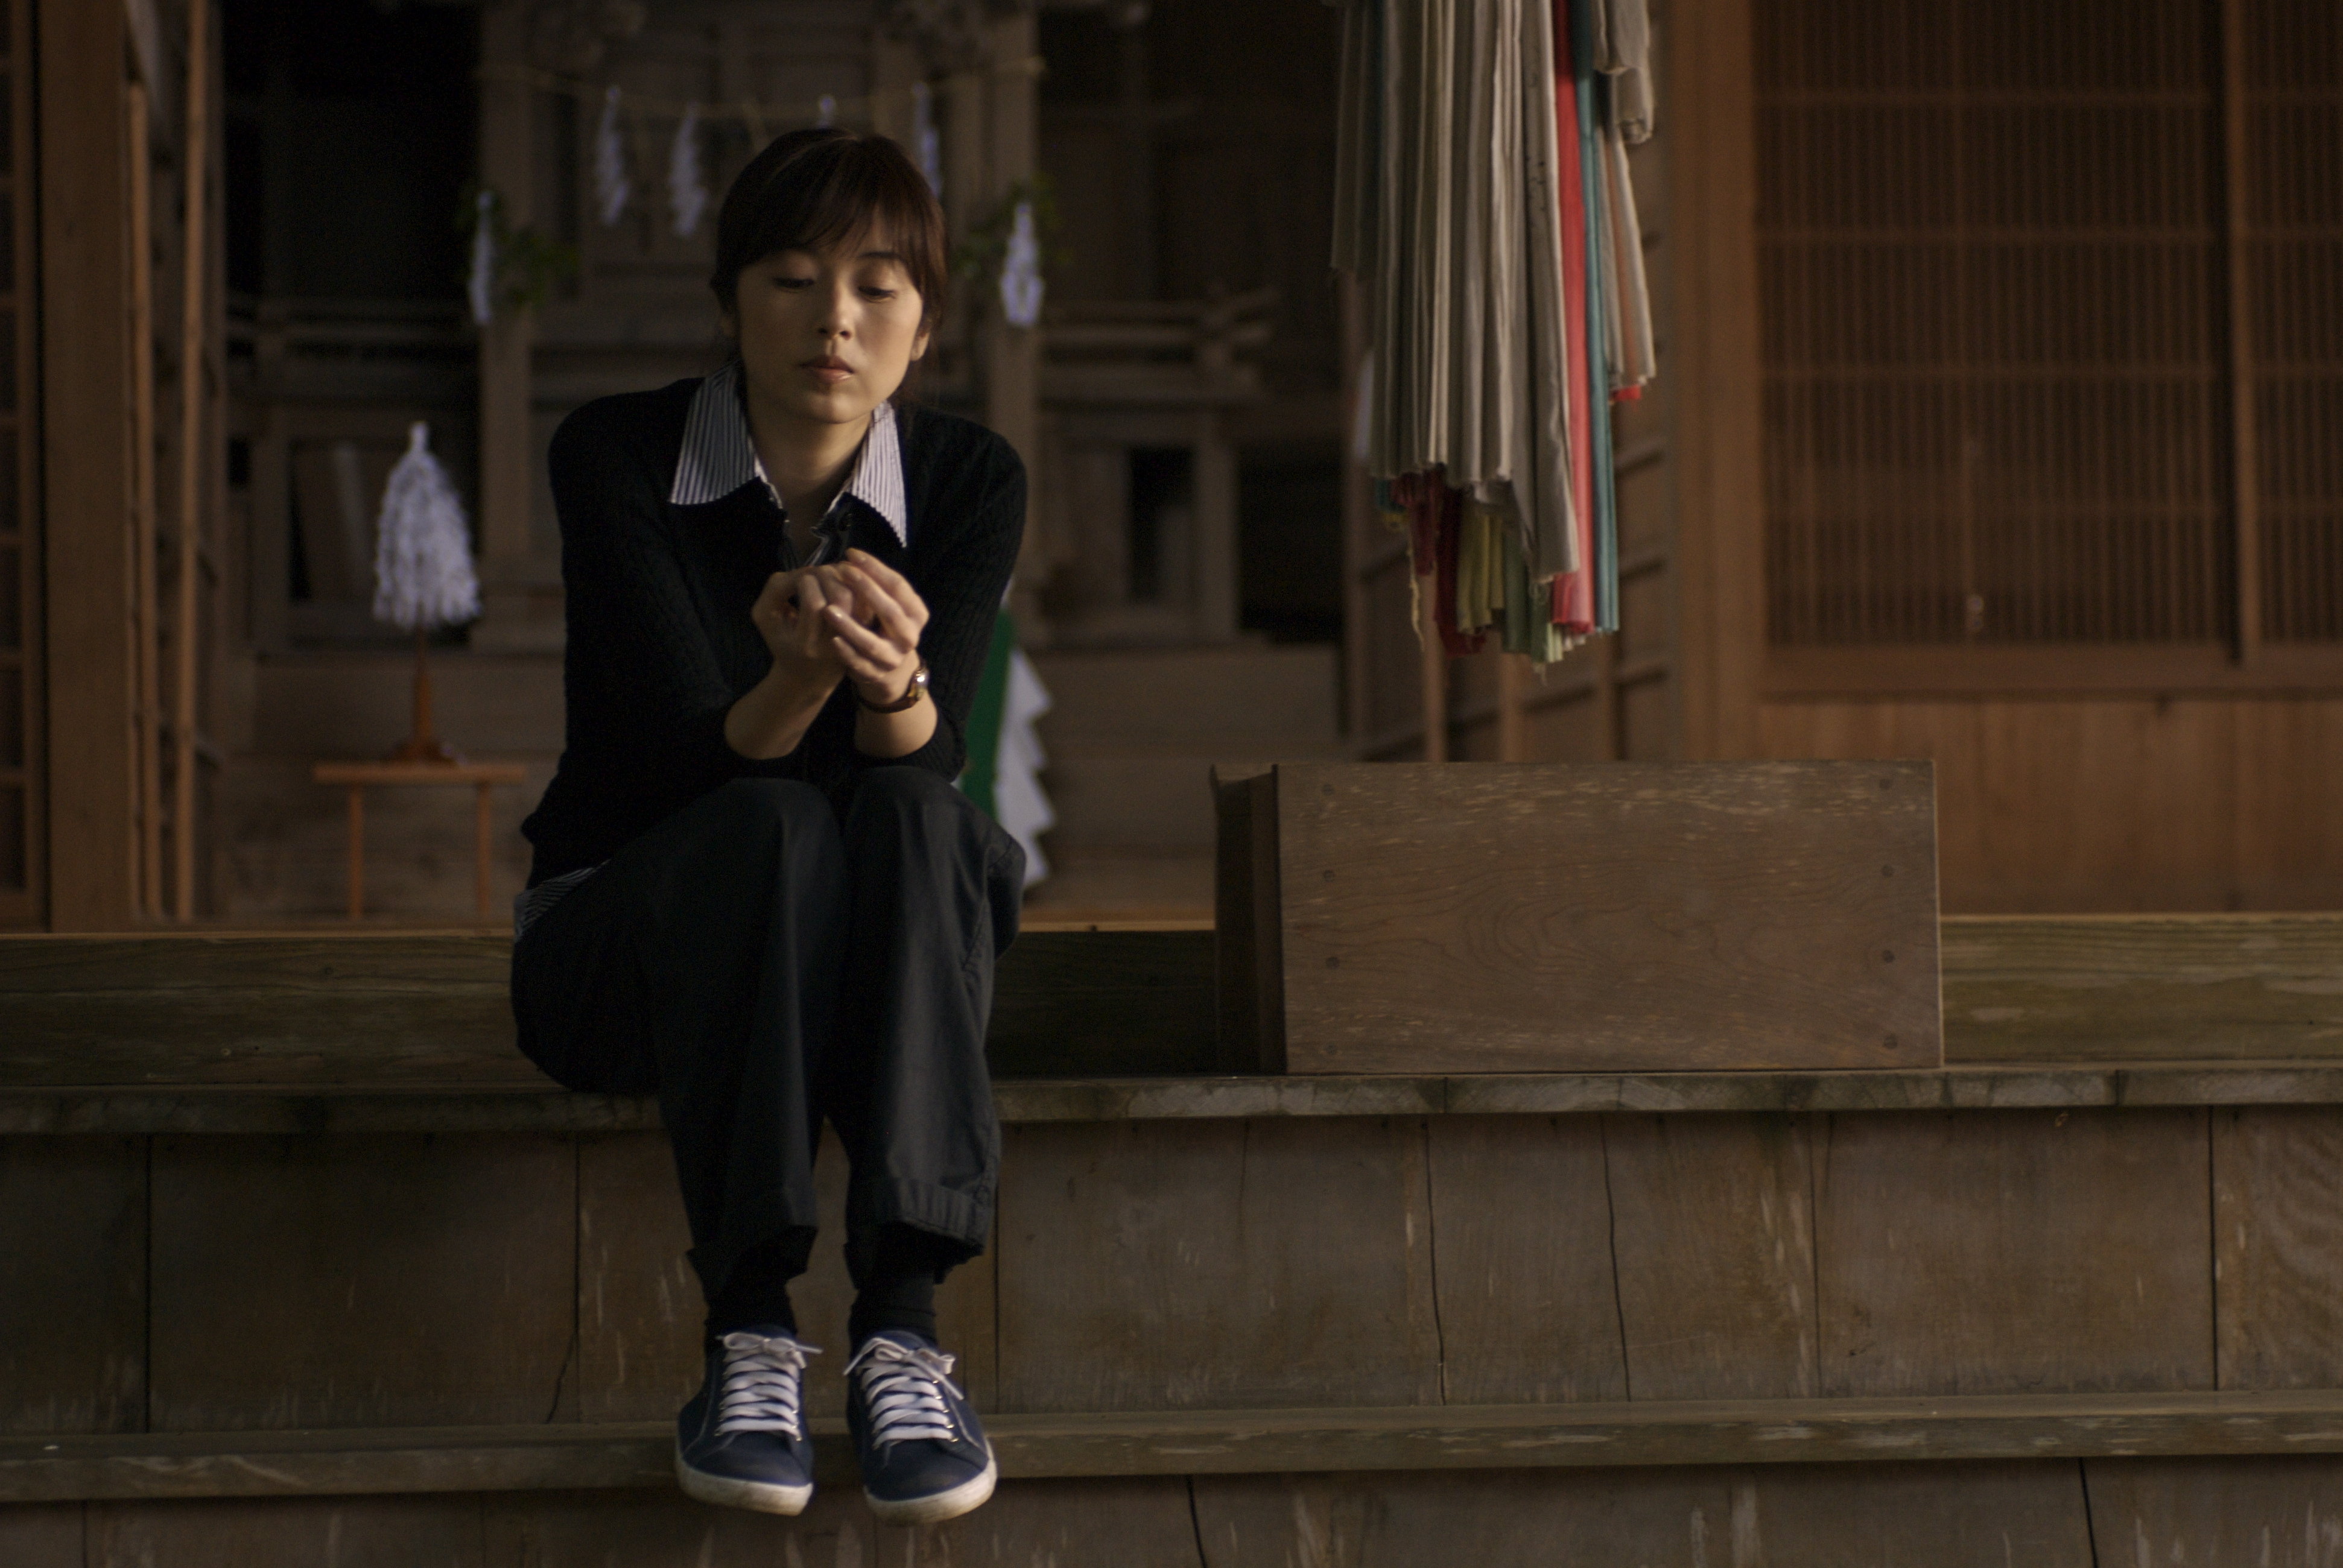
[803,359,852,387]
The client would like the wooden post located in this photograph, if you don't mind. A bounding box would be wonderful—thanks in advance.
[1497,652,1527,763]
[40,0,142,929]
[346,785,364,920]
[2219,0,2261,666]
[1666,0,1765,760]
[172,0,211,921]
[470,0,543,651]
[128,80,163,918]
[980,16,1042,622]
[1419,613,1448,763]
[474,781,493,919]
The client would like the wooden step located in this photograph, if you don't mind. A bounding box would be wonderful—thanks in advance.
[16,1389,2343,1504]
[2,915,2338,1090]
[10,1060,2343,1136]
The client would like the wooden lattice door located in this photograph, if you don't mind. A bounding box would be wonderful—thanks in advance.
[0,0,39,924]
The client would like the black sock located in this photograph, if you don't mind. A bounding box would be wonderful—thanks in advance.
[847,1225,951,1348]
[704,1231,812,1348]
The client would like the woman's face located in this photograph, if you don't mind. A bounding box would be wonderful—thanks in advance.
[724,229,929,428]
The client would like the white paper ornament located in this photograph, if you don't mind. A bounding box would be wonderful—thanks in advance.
[467,190,496,326]
[372,423,481,632]
[668,103,708,238]
[912,81,943,198]
[1000,199,1043,329]
[594,85,630,226]
[994,646,1054,887]
[817,93,836,128]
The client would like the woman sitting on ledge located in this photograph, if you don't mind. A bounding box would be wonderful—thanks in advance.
[509,128,1023,1526]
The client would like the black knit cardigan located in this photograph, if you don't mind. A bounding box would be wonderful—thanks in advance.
[519,379,1026,886]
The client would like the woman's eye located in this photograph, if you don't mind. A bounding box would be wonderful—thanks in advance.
[774,275,814,290]
[861,287,898,300]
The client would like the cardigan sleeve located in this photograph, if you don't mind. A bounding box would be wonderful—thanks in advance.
[845,432,1026,784]
[548,404,740,783]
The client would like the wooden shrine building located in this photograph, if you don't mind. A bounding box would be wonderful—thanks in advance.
[5,0,2343,1562]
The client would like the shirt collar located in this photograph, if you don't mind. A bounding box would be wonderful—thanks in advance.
[669,359,908,545]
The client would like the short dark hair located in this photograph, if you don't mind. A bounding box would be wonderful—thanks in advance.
[710,128,948,329]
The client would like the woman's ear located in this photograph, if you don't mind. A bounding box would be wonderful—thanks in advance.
[911,325,931,362]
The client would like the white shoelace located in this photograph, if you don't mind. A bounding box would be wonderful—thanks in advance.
[714,1332,819,1439]
[845,1337,963,1447]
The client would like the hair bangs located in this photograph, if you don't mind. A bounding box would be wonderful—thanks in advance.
[711,129,949,329]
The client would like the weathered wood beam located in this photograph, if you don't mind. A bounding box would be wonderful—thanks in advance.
[17,1389,2343,1502]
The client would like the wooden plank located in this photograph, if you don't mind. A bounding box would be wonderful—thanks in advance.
[1749,1461,2094,1566]
[994,1119,1441,1413]
[0,934,528,1086]
[148,1133,576,1429]
[1193,1470,1741,1568]
[989,929,1217,1078]
[0,1503,83,1567]
[0,1137,145,1435]
[0,929,1222,1086]
[575,1131,700,1426]
[1943,914,2343,1063]
[36,1063,2343,1139]
[30,1393,2343,1502]
[1264,761,1942,1074]
[1425,1116,1627,1404]
[87,1496,484,1568]
[1815,1109,2215,1397]
[2214,1108,2343,1389]
[2083,1455,2343,1563]
[37,0,141,931]
[1606,1113,1821,1400]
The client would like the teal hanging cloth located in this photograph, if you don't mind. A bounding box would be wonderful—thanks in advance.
[1573,0,1620,635]
[959,611,1019,818]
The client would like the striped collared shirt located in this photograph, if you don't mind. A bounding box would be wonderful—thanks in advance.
[668,359,908,549]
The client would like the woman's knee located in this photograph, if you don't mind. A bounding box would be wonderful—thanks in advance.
[852,765,962,814]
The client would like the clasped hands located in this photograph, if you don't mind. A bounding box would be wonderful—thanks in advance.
[750,548,928,706]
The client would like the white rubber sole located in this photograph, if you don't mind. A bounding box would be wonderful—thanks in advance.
[864,1449,998,1527]
[674,1450,814,1516]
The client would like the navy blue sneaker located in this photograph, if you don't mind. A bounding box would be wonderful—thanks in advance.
[844,1330,998,1525]
[674,1328,820,1514]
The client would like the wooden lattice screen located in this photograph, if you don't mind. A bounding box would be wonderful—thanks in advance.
[1757,0,2341,656]
[0,0,38,922]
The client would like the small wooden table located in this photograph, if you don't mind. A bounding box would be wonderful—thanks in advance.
[311,760,531,920]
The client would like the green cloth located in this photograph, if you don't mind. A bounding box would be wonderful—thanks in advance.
[959,612,1018,817]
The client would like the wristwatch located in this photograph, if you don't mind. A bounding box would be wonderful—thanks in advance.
[857,660,929,713]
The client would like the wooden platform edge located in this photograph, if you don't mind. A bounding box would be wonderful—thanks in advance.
[14,1391,2343,1502]
[16,1062,2343,1134]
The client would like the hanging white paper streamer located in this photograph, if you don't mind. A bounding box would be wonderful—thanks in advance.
[816,94,836,128]
[594,85,630,226]
[993,648,1054,887]
[668,103,708,238]
[466,189,496,326]
[912,81,943,198]
[999,200,1043,328]
[372,423,481,632]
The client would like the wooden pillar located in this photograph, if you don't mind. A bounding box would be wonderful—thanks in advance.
[470,0,547,652]
[40,0,142,929]
[1666,0,1764,760]
[979,13,1042,618]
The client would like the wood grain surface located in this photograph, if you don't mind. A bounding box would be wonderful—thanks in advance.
[1263,761,1942,1073]
[1425,1116,1628,1404]
[27,1061,2343,1139]
[5,912,2339,1090]
[87,1496,486,1568]
[993,1119,1442,1414]
[1815,1109,2215,1397]
[147,1134,577,1430]
[1606,1113,1821,1400]
[27,1393,2343,1502]
[575,1132,702,1426]
[1747,1461,2094,1567]
[0,1504,83,1568]
[1942,914,2343,1062]
[2212,1108,2343,1389]
[0,1139,144,1435]
[2082,1455,2343,1564]
[1193,1470,1742,1568]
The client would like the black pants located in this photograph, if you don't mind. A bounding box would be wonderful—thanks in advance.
[511,769,1024,1310]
